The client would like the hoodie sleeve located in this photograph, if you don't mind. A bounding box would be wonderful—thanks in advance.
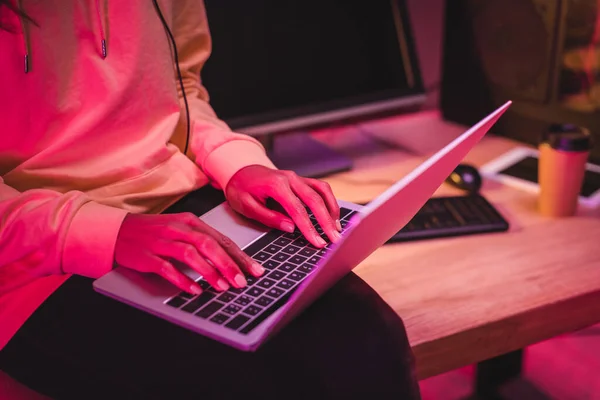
[0,178,128,295]
[171,1,277,191]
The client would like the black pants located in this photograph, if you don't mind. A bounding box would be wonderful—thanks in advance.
[0,187,421,400]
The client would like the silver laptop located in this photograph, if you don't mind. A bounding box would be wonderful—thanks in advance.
[94,101,511,351]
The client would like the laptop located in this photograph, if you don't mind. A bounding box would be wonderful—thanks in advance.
[93,101,512,351]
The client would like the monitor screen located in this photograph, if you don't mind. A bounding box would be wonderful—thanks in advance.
[202,0,425,135]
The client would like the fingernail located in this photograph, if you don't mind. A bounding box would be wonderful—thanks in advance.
[251,262,265,276]
[234,274,247,288]
[331,231,342,243]
[316,236,327,247]
[190,285,202,295]
[217,279,230,291]
[336,219,342,232]
[280,221,295,233]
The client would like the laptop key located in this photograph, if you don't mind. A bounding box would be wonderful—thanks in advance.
[240,288,298,334]
[273,237,292,247]
[264,244,282,254]
[195,301,224,319]
[307,255,321,265]
[196,279,211,290]
[181,292,215,313]
[265,287,285,298]
[272,253,290,263]
[288,255,307,265]
[222,304,242,315]
[282,245,301,255]
[179,292,193,300]
[234,295,253,306]
[276,279,295,290]
[253,252,271,262]
[297,264,315,274]
[245,275,258,286]
[217,292,236,303]
[283,231,301,240]
[243,305,263,316]
[257,278,276,289]
[166,296,187,308]
[317,248,328,257]
[299,248,316,257]
[210,313,229,325]
[288,271,306,281]
[225,314,250,330]
[293,237,309,247]
[263,260,280,270]
[255,296,274,307]
[246,287,265,297]
[229,286,246,294]
[267,270,287,281]
[339,207,354,220]
[278,263,295,273]
[341,210,356,221]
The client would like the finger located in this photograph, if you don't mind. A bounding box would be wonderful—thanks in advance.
[200,222,266,279]
[304,178,342,231]
[239,194,295,233]
[268,180,325,248]
[157,221,247,287]
[144,252,201,295]
[290,179,341,244]
[152,239,230,291]
[179,211,266,278]
[192,234,249,288]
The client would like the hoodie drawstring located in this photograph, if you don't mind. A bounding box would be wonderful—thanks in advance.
[18,1,108,74]
[95,0,107,58]
[17,0,30,73]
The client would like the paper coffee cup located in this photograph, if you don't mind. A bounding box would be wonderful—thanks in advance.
[538,124,593,217]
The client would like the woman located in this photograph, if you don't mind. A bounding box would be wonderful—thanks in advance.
[0,1,421,398]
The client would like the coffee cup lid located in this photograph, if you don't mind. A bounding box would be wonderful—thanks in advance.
[542,124,593,152]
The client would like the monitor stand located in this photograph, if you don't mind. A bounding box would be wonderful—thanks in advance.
[261,131,353,178]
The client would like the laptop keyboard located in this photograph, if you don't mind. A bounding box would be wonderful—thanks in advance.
[165,207,357,334]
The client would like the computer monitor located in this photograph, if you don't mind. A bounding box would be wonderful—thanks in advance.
[202,0,426,177]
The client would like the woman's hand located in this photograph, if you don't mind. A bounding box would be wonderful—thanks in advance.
[114,213,265,295]
[225,165,342,248]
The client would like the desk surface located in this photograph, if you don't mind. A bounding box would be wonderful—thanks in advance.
[314,110,600,379]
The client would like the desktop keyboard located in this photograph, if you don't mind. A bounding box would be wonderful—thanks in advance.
[386,194,509,243]
[164,194,508,333]
[164,207,358,334]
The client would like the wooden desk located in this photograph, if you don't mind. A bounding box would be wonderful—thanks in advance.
[313,111,600,380]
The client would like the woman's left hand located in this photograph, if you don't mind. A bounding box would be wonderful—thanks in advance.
[225,165,342,248]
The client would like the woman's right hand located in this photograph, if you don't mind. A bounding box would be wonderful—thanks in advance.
[114,213,265,295]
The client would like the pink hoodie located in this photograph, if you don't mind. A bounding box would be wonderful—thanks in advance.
[0,1,275,349]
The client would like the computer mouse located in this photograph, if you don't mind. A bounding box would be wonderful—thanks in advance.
[446,163,482,193]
